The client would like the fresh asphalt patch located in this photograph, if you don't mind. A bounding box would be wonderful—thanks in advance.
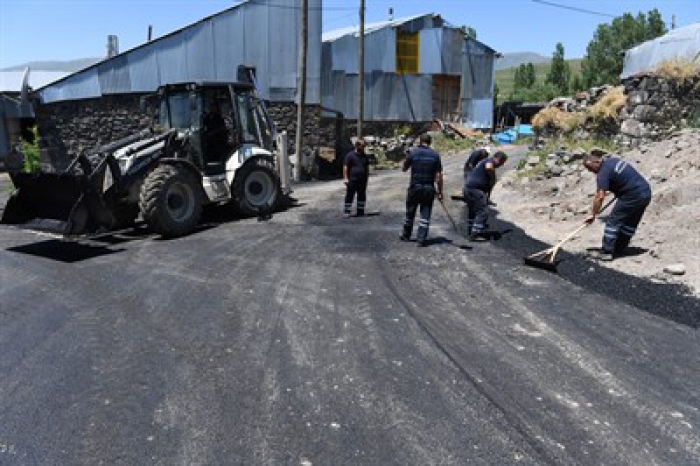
[486,212,700,329]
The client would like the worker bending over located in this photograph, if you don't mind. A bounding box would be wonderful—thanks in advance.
[583,148,652,261]
[464,151,508,240]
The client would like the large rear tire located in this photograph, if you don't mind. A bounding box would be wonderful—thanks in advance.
[233,158,280,217]
[139,165,203,238]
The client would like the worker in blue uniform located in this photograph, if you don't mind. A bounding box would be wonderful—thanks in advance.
[400,133,443,247]
[343,139,370,217]
[463,146,491,182]
[584,148,652,261]
[464,151,508,240]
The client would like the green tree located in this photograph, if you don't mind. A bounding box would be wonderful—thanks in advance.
[546,43,570,94]
[525,62,536,88]
[571,74,585,93]
[582,8,667,87]
[513,62,537,93]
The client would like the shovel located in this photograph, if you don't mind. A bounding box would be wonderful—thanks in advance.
[523,197,615,272]
[438,197,467,239]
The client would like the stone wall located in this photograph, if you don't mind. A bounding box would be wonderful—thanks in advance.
[620,74,700,146]
[34,96,331,174]
[34,95,151,171]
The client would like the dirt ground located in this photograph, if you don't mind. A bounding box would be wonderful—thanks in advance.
[493,129,700,296]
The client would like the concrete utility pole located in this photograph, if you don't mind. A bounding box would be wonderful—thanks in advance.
[357,0,365,139]
[294,0,309,181]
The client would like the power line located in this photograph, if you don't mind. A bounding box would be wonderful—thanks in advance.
[532,0,616,18]
[243,0,353,11]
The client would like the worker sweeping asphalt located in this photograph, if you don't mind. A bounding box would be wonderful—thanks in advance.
[583,148,652,262]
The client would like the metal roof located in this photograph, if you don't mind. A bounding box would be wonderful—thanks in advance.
[622,23,700,78]
[36,0,322,104]
[0,70,68,93]
[322,14,433,42]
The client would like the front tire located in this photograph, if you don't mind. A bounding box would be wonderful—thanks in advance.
[233,158,280,217]
[139,165,203,238]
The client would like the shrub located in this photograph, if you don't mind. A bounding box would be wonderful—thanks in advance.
[532,107,585,134]
[21,126,41,174]
[588,86,626,121]
[654,59,700,82]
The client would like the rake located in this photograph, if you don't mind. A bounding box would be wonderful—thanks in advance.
[523,197,615,272]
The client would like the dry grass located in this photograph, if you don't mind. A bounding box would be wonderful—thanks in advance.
[588,86,627,121]
[654,59,700,81]
[532,107,585,134]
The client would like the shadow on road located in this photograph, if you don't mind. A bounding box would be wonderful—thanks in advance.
[7,239,125,263]
[447,202,700,329]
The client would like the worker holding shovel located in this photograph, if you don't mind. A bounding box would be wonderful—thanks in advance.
[583,148,652,261]
[400,133,443,247]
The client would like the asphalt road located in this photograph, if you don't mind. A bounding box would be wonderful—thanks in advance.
[1,159,699,465]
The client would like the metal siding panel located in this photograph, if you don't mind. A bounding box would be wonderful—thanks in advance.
[445,29,464,75]
[306,0,323,104]
[212,8,246,83]
[128,46,160,92]
[420,28,443,74]
[333,36,357,74]
[264,2,293,101]
[185,21,216,81]
[465,98,492,129]
[39,68,101,103]
[156,35,189,84]
[98,55,131,94]
[365,28,396,72]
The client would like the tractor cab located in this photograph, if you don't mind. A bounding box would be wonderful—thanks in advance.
[154,83,274,176]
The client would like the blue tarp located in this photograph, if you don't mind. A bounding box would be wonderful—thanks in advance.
[492,124,533,144]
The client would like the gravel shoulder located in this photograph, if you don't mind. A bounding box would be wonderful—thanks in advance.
[490,131,700,296]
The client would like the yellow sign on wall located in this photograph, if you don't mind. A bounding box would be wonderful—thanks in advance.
[396,31,420,74]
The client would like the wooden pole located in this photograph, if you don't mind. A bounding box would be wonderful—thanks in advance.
[294,0,309,181]
[357,0,365,139]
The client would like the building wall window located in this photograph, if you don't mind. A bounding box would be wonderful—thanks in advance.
[396,31,420,74]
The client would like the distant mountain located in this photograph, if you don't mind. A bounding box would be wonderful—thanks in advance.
[496,52,549,71]
[1,58,102,73]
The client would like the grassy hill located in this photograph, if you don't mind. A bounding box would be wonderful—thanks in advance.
[496,58,583,103]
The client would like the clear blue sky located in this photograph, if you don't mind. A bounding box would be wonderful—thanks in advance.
[0,0,697,68]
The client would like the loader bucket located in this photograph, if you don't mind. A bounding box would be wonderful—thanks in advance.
[2,170,116,236]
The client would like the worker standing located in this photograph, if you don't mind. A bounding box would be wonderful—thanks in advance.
[583,148,652,261]
[400,133,443,247]
[464,151,508,240]
[343,139,370,217]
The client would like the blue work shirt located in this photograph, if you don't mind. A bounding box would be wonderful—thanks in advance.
[466,157,496,191]
[344,151,369,182]
[463,149,489,178]
[404,146,442,187]
[597,157,651,200]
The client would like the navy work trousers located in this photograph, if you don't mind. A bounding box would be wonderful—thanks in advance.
[403,185,435,241]
[603,194,651,254]
[344,179,367,215]
[464,187,488,235]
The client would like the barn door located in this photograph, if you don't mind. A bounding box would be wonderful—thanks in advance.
[432,75,461,122]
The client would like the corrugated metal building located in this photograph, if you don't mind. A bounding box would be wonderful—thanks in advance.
[1,70,68,161]
[321,14,497,128]
[35,0,322,105]
[622,23,700,79]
